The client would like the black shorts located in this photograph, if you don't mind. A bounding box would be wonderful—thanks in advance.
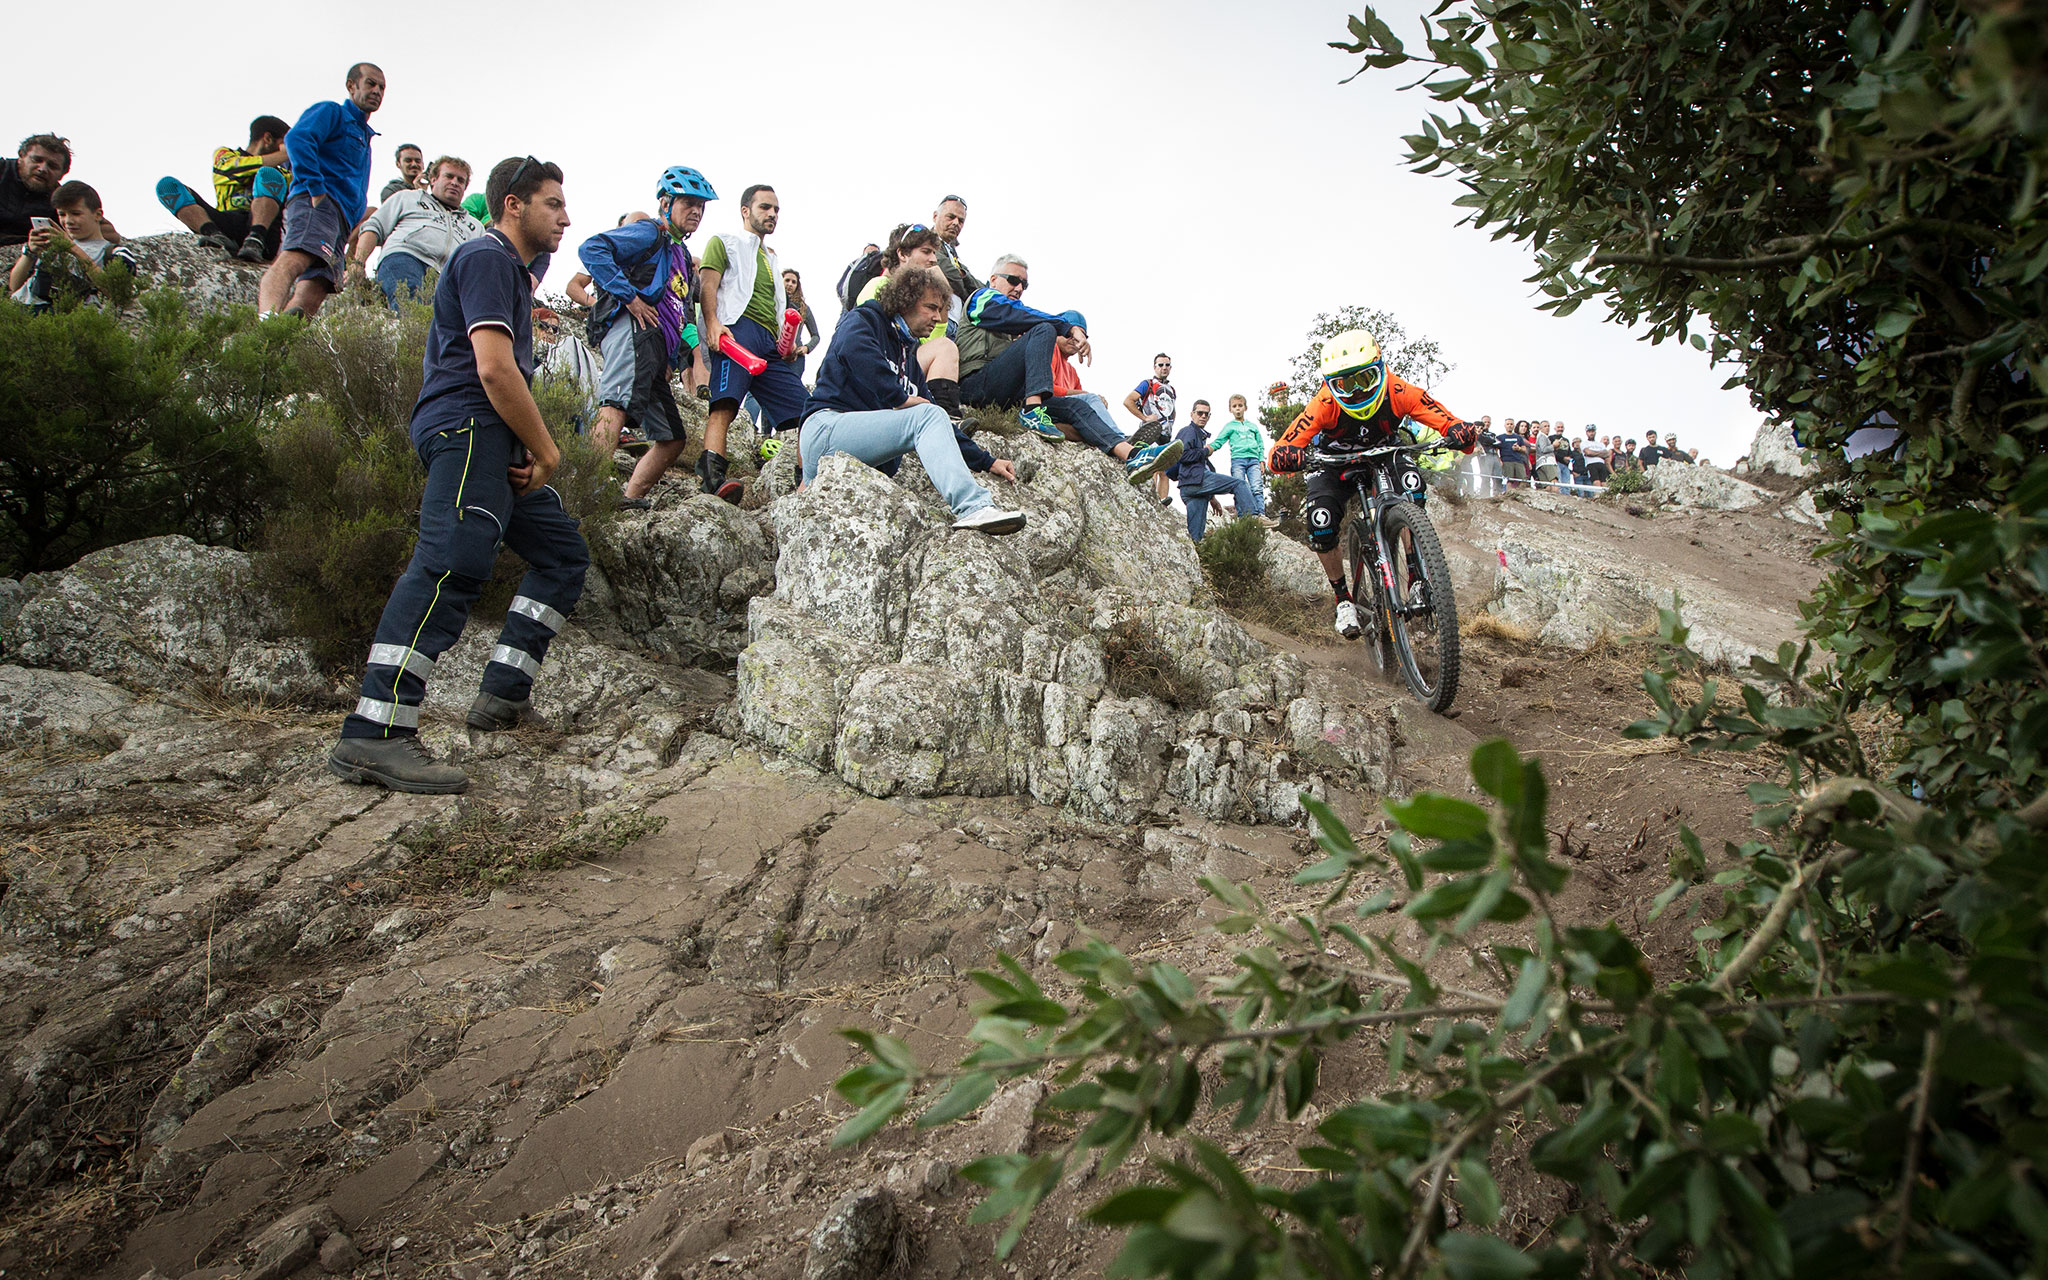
[1304,470,1356,552]
[599,320,687,444]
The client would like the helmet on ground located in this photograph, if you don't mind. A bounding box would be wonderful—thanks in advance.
[656,166,718,202]
[1319,329,1388,419]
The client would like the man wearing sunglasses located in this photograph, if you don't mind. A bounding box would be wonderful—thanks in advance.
[1265,329,1480,639]
[956,254,1092,441]
[328,155,585,794]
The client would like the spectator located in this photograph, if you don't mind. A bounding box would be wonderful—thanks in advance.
[2,135,105,247]
[156,115,290,260]
[1691,448,1703,462]
[380,144,424,203]
[1171,401,1270,541]
[534,306,600,432]
[1033,309,1185,485]
[1639,429,1673,467]
[1663,432,1691,463]
[9,181,139,311]
[861,241,879,254]
[463,192,489,224]
[1124,353,1178,505]
[1211,394,1269,517]
[1492,419,1530,489]
[349,156,484,308]
[326,155,581,794]
[699,184,806,500]
[1533,431,1561,488]
[259,62,385,319]
[1618,438,1641,470]
[955,253,1092,443]
[579,166,717,509]
[1582,426,1611,485]
[781,268,821,373]
[798,264,1027,534]
[855,226,974,424]
[930,194,973,328]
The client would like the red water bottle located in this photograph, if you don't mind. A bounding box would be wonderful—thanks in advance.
[776,307,802,358]
[718,331,767,376]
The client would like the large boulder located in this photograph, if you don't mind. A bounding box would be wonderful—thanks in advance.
[734,445,1397,824]
[1649,464,1772,512]
[1746,420,1814,477]
[588,495,777,663]
[0,233,265,313]
[1,537,327,702]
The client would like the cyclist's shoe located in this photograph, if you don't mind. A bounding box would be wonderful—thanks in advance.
[953,506,1028,535]
[1131,418,1167,448]
[1124,440,1184,487]
[1334,599,1362,639]
[619,428,651,455]
[196,231,237,253]
[616,496,653,511]
[759,437,783,463]
[467,691,540,732]
[328,734,469,794]
[1253,514,1282,528]
[696,449,744,503]
[235,232,270,263]
[1019,405,1064,440]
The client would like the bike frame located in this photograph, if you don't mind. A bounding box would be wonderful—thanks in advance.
[1316,443,1436,625]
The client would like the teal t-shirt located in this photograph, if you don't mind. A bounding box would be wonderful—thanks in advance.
[1211,418,1266,461]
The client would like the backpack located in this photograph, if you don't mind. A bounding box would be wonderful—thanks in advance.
[836,247,889,311]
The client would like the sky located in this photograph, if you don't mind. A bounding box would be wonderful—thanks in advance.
[36,0,1766,461]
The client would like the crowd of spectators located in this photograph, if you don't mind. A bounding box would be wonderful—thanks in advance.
[1477,415,1711,495]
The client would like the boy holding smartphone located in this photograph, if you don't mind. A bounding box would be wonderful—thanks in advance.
[9,182,138,310]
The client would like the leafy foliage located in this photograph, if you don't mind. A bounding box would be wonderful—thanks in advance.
[1601,467,1651,496]
[1284,305,1454,408]
[0,289,285,575]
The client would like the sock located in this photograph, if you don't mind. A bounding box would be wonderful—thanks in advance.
[1330,576,1353,603]
[929,378,963,421]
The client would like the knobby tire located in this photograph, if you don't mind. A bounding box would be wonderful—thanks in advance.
[1380,501,1460,713]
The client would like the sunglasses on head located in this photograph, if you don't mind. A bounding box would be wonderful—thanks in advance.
[996,273,1027,290]
[941,194,966,205]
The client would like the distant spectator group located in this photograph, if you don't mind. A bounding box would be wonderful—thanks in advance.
[1477,416,1709,495]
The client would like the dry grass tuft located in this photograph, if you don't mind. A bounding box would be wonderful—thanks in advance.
[1463,611,1539,644]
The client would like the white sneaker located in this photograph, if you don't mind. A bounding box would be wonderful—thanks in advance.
[952,506,1028,535]
[1334,599,1362,638]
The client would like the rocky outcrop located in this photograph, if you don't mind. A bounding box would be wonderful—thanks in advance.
[1,536,328,704]
[0,232,264,312]
[1648,463,1771,512]
[588,495,778,663]
[735,445,1397,824]
[1745,420,1814,477]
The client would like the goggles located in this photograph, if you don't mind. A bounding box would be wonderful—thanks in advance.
[1326,362,1386,412]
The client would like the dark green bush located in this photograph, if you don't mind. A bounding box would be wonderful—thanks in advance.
[0,289,284,576]
[1193,516,1266,598]
[1603,467,1650,495]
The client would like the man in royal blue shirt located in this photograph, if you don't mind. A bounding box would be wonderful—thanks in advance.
[328,156,587,794]
[258,62,383,318]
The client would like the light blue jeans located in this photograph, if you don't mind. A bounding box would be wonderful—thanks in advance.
[1178,470,1258,541]
[1229,455,1267,515]
[799,403,992,517]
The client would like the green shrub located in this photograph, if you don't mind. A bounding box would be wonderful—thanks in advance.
[1603,467,1650,495]
[1194,516,1266,597]
[0,288,284,575]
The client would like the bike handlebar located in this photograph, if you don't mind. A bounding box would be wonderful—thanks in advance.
[1307,442,1452,471]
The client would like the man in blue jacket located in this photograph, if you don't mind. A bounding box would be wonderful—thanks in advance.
[798,265,1026,535]
[578,165,717,510]
[258,62,384,318]
[1172,400,1272,542]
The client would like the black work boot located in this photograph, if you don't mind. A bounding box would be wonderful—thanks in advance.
[696,448,743,504]
[328,734,469,794]
[467,691,539,732]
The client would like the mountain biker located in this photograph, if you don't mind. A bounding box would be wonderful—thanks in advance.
[1264,329,1479,639]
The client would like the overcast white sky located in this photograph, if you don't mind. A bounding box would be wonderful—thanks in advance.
[35,0,1763,460]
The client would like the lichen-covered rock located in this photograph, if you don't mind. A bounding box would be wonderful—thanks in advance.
[1259,533,1329,599]
[803,1186,900,1280]
[1746,420,1814,477]
[735,448,1398,824]
[589,494,778,662]
[0,232,265,314]
[1,536,326,702]
[1650,464,1772,512]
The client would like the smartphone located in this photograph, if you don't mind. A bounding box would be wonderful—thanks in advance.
[30,216,53,230]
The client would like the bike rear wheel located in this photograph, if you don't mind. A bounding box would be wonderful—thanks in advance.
[1380,501,1460,712]
[1341,516,1391,671]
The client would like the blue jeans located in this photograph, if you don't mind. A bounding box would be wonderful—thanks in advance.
[799,403,993,517]
[1178,470,1257,541]
[376,250,430,309]
[1230,456,1266,515]
[1046,393,1124,454]
[342,419,589,738]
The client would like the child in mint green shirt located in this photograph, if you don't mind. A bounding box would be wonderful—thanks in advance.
[1210,394,1268,517]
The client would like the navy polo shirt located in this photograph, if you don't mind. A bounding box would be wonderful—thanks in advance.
[410,228,535,446]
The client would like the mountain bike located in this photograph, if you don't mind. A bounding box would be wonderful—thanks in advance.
[1309,442,1461,713]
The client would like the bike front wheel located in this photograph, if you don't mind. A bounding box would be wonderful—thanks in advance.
[1380,501,1460,712]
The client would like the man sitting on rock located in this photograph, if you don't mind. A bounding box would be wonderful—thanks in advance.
[1170,400,1272,542]
[955,255,1180,486]
[327,156,584,795]
[798,265,1028,535]
[155,116,290,261]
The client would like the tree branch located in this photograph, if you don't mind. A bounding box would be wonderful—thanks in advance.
[1590,218,2006,274]
[1888,1026,1941,1273]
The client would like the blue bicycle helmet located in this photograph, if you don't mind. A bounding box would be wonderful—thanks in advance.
[656,166,717,201]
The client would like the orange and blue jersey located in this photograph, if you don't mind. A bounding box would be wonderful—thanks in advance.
[1267,377,1465,472]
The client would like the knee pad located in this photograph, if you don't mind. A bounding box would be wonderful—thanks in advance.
[1306,502,1341,552]
[251,166,287,202]
[156,176,195,214]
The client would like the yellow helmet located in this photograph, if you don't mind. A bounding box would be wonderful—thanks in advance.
[1319,329,1388,419]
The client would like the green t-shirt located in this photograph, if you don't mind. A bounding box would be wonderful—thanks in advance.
[701,236,778,329]
[856,272,944,344]
[1210,418,1267,462]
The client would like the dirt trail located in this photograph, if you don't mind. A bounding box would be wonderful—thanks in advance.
[0,497,1823,1280]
